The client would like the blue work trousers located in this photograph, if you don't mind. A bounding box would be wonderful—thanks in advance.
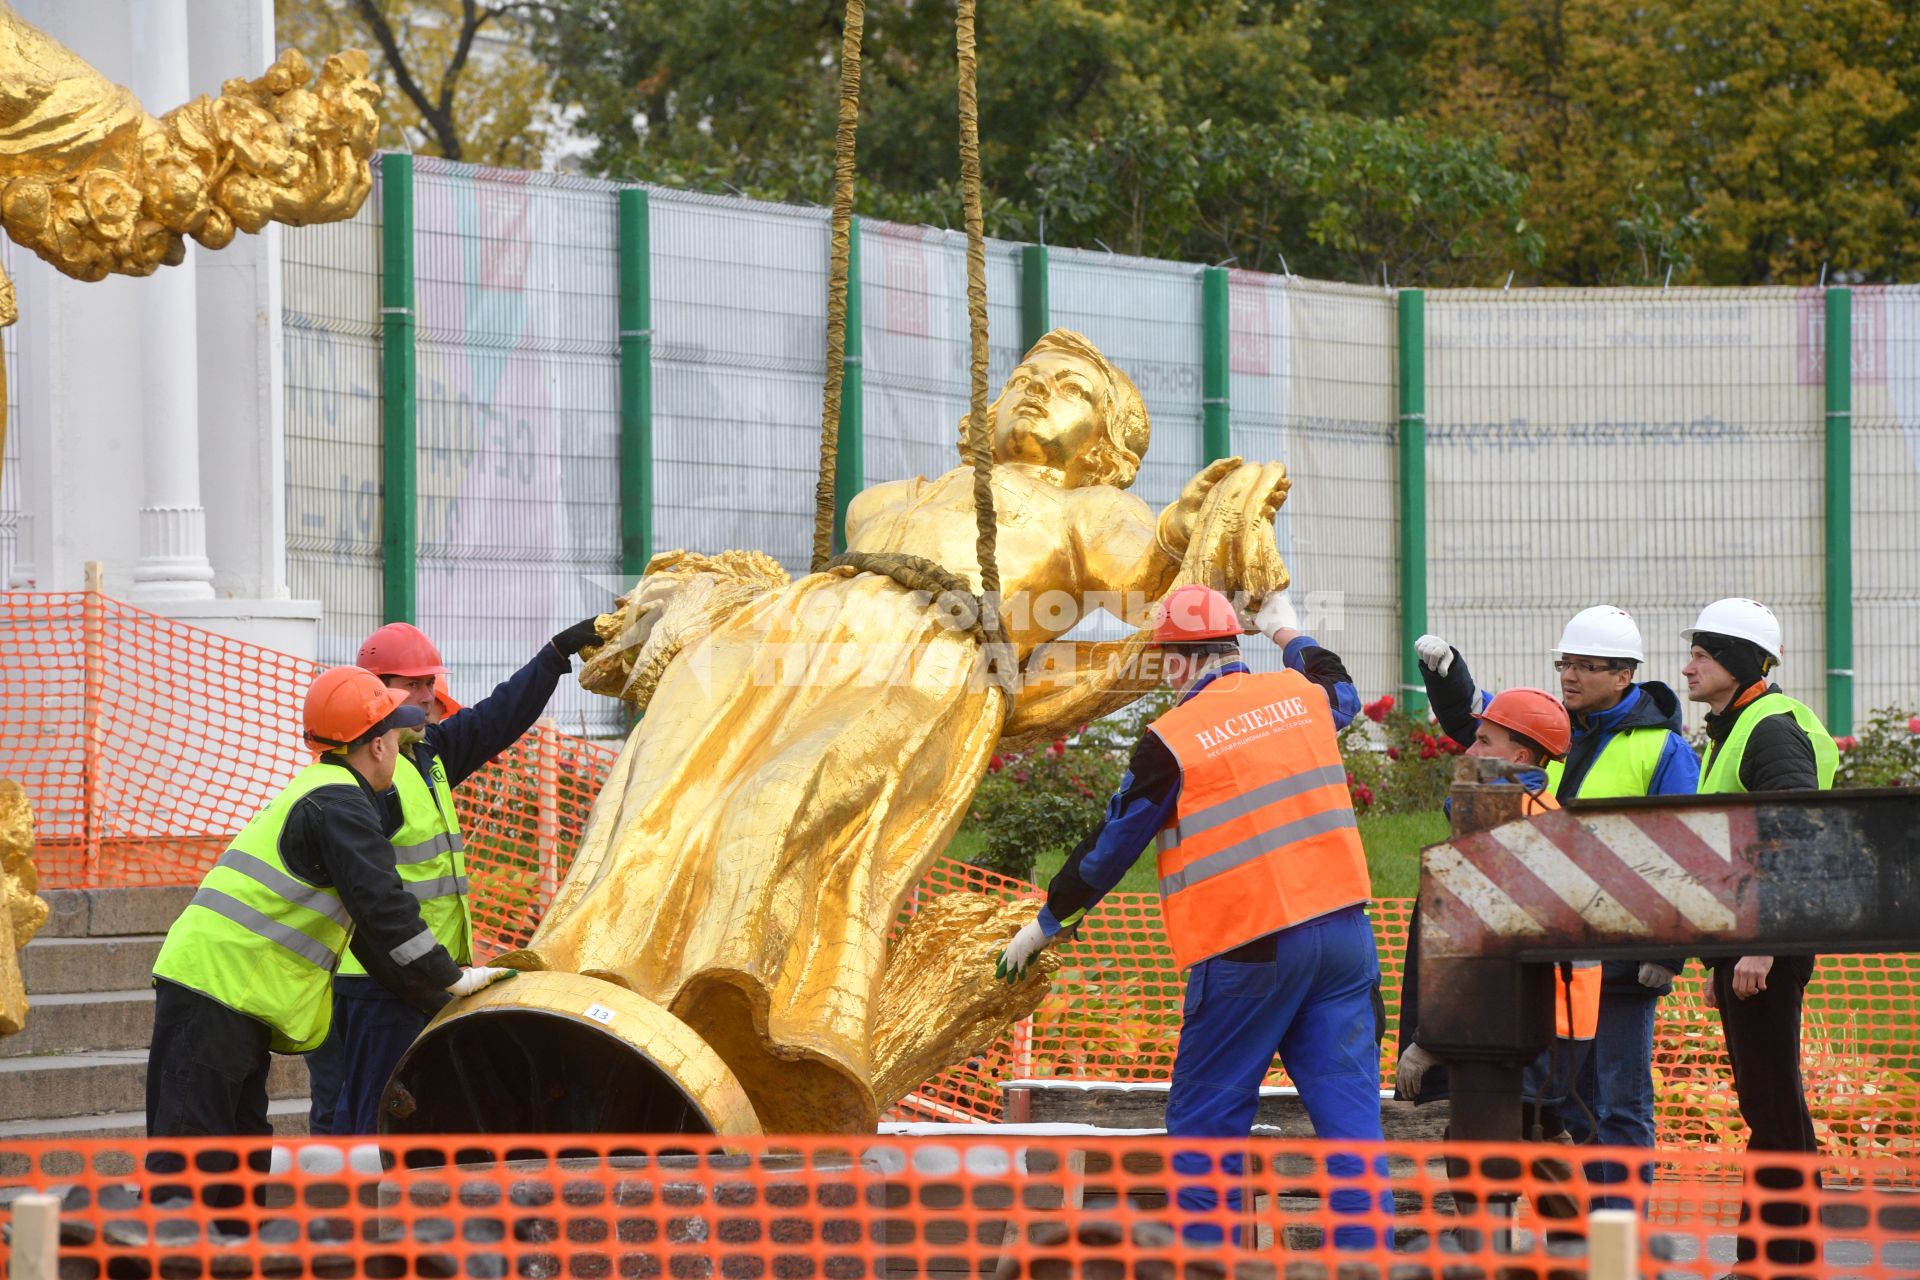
[1165,905,1389,1251]
[1562,987,1658,1210]
[313,980,430,1136]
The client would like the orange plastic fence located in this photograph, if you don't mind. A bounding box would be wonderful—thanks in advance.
[2,1136,1911,1280]
[4,593,1918,1164]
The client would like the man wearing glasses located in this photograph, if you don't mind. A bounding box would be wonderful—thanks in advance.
[1413,606,1696,1167]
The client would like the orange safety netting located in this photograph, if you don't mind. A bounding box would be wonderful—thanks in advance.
[0,1135,1910,1280]
[3,593,1918,1165]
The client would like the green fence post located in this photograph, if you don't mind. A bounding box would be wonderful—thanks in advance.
[379,152,417,625]
[833,219,864,553]
[619,188,654,580]
[1824,287,1853,734]
[1020,243,1050,353]
[1398,288,1428,713]
[1202,267,1231,463]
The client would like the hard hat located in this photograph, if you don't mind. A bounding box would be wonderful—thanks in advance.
[432,673,462,718]
[357,621,447,678]
[305,666,427,752]
[1152,585,1244,643]
[1552,606,1644,662]
[1479,688,1572,759]
[1682,598,1783,662]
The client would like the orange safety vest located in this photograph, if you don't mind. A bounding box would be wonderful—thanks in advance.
[1518,787,1601,1041]
[1150,670,1371,969]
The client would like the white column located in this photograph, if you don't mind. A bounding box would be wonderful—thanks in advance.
[127,0,215,603]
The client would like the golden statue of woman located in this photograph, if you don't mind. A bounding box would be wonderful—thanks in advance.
[395,331,1291,1135]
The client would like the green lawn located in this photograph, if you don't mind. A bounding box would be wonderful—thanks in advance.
[951,808,1449,900]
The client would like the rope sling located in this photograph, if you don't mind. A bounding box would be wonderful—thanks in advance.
[808,0,1017,687]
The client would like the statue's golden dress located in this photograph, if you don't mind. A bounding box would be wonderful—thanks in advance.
[516,334,1292,1132]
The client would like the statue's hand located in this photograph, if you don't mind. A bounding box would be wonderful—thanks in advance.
[1159,457,1241,558]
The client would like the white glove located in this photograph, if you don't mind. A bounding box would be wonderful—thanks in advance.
[1254,591,1300,640]
[1415,634,1454,677]
[994,919,1052,983]
[445,966,519,998]
[1638,962,1677,989]
[1396,1044,1439,1100]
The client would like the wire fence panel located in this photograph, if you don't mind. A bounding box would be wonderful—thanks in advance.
[860,224,1023,491]
[282,163,385,666]
[1425,289,1827,722]
[413,160,624,736]
[1232,275,1401,689]
[650,189,829,578]
[1853,285,1920,720]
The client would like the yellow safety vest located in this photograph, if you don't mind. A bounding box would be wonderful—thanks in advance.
[152,762,357,1053]
[336,752,471,975]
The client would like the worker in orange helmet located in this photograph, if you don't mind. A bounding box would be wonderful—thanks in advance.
[148,668,517,1143]
[1392,687,1594,1248]
[995,584,1384,1249]
[306,615,602,1135]
[1393,688,1600,1126]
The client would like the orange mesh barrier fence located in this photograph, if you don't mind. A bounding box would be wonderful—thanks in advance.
[0,592,319,887]
[4,592,1917,1162]
[2,1136,1914,1280]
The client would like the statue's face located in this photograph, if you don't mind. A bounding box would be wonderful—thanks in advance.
[991,351,1108,473]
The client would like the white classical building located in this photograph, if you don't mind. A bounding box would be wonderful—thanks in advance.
[5,0,321,657]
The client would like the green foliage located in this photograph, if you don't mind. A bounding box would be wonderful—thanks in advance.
[1833,707,1920,789]
[960,690,1174,882]
[1026,113,1541,282]
[1340,694,1465,816]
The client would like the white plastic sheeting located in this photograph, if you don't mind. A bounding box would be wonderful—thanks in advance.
[283,163,385,667]
[412,158,624,736]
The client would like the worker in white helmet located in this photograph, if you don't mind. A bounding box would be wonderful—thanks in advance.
[1683,596,1836,1279]
[1410,605,1697,1192]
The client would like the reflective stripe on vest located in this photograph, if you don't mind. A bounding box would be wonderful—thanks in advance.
[1544,726,1674,801]
[1698,692,1838,794]
[336,752,472,975]
[151,761,354,1054]
[1151,670,1370,970]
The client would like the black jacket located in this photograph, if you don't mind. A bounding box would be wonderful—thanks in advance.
[343,640,571,1009]
[1703,683,1820,793]
[279,760,465,1004]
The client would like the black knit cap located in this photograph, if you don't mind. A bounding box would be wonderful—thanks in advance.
[1690,630,1771,690]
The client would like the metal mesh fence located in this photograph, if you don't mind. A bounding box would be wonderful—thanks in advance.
[269,159,1913,731]
[860,224,1023,491]
[282,160,385,667]
[1231,274,1401,688]
[650,189,829,578]
[1425,289,1828,722]
[1852,285,1920,719]
[413,159,624,736]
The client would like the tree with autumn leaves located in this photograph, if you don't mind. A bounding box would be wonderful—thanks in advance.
[282,0,1920,286]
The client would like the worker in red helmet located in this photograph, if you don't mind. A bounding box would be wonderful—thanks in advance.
[994,584,1383,1249]
[148,668,517,1144]
[306,614,603,1135]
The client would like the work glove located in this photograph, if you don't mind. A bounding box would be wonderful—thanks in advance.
[1637,962,1678,989]
[445,966,519,998]
[1414,634,1454,678]
[1395,1044,1439,1100]
[1254,591,1299,640]
[994,918,1054,983]
[551,617,603,658]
